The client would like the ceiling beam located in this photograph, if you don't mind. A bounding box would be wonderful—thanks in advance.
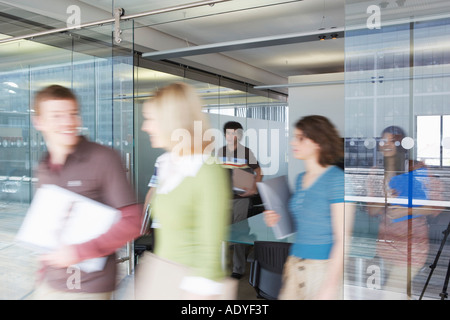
[142,27,345,60]
[0,0,232,45]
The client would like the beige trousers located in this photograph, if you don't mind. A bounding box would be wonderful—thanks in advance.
[278,256,342,300]
[31,281,112,300]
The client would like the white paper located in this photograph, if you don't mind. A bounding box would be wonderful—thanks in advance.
[15,184,120,272]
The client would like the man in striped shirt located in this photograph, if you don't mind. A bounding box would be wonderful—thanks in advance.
[216,121,262,279]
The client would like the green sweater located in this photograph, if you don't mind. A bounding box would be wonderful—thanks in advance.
[152,161,231,281]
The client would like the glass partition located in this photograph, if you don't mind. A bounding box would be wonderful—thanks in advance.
[0,18,134,299]
[134,71,288,203]
[1,0,290,300]
[345,0,450,300]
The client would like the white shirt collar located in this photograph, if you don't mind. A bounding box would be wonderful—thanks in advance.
[156,152,210,194]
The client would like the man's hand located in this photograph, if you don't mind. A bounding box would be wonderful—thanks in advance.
[238,186,257,197]
[40,245,80,268]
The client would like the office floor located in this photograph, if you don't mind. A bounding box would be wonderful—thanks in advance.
[0,202,447,300]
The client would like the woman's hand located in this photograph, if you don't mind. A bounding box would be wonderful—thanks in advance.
[386,205,409,220]
[263,210,280,227]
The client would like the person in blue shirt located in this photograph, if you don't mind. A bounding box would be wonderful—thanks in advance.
[367,126,443,298]
[264,115,353,300]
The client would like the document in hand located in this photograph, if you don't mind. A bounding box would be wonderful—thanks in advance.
[257,176,295,239]
[15,184,120,272]
[232,168,256,193]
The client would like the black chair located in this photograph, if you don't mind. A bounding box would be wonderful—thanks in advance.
[248,241,291,300]
[134,234,153,264]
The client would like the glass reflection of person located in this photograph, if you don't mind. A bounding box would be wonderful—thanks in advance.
[140,82,231,299]
[367,126,442,297]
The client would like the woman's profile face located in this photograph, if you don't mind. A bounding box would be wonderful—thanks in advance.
[379,132,399,157]
[142,103,166,149]
[290,128,320,161]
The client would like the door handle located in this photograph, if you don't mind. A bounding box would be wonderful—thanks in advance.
[125,152,131,181]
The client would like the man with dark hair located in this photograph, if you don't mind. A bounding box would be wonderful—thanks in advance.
[216,121,263,279]
[31,84,141,299]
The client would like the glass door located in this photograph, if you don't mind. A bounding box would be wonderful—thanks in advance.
[0,19,135,299]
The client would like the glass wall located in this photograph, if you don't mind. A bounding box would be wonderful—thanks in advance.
[345,0,450,299]
[133,67,288,204]
[4,0,450,301]
[0,19,134,299]
[0,5,288,299]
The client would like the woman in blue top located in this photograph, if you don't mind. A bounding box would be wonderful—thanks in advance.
[264,115,353,300]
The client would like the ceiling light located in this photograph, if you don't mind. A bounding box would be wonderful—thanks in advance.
[331,34,338,40]
[318,35,326,41]
[3,81,18,88]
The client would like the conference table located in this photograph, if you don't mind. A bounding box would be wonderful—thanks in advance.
[227,213,295,245]
[222,213,295,270]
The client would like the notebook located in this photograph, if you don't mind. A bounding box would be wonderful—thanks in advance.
[232,168,256,193]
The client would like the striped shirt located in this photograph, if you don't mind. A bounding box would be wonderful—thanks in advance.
[216,144,260,171]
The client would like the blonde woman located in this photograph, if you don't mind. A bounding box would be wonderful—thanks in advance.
[140,82,231,299]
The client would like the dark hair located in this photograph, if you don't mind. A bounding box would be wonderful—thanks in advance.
[295,115,343,166]
[223,121,243,134]
[33,85,78,115]
[381,126,406,146]
[380,125,408,172]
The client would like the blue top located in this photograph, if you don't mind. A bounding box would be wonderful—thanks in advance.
[288,166,344,260]
[388,167,428,207]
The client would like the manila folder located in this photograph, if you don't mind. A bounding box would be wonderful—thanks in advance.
[232,168,255,193]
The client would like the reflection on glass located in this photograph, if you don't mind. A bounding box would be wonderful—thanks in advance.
[345,0,450,300]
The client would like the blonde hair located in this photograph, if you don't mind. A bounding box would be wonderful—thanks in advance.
[144,82,211,154]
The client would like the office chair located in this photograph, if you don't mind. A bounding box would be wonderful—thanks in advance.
[248,241,291,300]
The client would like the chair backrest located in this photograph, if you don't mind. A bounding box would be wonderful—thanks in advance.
[253,241,291,274]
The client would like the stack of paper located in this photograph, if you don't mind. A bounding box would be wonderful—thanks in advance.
[15,184,120,272]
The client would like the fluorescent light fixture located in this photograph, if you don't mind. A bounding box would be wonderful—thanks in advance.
[3,81,18,88]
